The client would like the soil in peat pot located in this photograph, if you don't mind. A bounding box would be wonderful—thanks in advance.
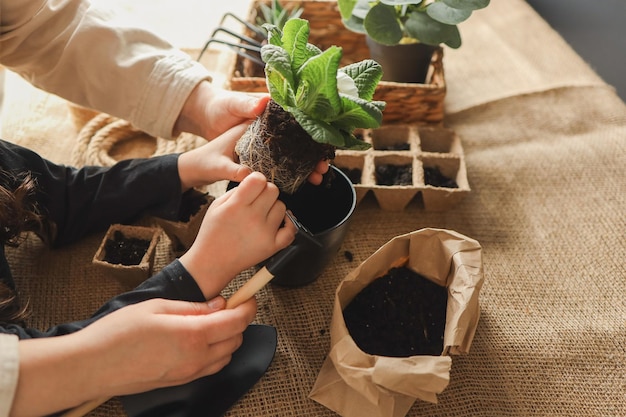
[343,266,448,357]
[375,164,412,186]
[339,167,362,184]
[178,190,209,222]
[103,230,150,266]
[424,166,458,188]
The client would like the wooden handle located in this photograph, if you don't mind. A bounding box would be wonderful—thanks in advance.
[226,267,274,309]
[60,397,108,417]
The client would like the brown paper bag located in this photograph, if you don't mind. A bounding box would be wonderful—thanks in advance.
[310,228,483,417]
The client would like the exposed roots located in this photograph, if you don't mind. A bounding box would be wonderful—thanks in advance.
[235,100,335,194]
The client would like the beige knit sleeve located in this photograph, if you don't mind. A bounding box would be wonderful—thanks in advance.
[0,334,19,417]
[0,0,212,139]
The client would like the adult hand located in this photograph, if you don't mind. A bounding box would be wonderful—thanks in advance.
[180,172,296,299]
[174,81,269,141]
[14,296,256,416]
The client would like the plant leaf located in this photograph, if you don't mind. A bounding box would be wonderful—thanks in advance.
[341,131,372,150]
[338,0,359,19]
[331,95,385,131]
[261,44,295,88]
[281,19,311,71]
[443,0,490,11]
[263,24,283,46]
[405,10,459,47]
[427,2,472,25]
[364,3,403,45]
[339,60,383,101]
[288,108,347,147]
[295,46,343,119]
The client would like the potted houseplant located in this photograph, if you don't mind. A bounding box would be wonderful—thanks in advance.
[337,0,490,83]
[229,17,384,285]
[235,17,386,194]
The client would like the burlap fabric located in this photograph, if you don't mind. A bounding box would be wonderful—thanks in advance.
[1,0,624,415]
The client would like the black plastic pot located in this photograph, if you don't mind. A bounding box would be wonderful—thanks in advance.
[229,165,356,287]
[365,37,437,84]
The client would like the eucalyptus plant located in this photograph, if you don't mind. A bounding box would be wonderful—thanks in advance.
[338,0,490,48]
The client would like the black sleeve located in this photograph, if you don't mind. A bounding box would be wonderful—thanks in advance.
[0,139,183,246]
[0,259,206,339]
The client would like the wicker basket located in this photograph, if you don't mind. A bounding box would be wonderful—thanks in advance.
[226,0,446,125]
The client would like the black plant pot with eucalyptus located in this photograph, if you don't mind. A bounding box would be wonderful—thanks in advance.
[338,0,490,84]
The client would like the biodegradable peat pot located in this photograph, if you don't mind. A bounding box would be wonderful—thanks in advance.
[153,189,214,255]
[365,37,437,84]
[230,165,357,287]
[310,228,484,417]
[92,224,161,288]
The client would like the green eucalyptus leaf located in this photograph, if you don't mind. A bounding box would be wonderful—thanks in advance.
[405,10,458,46]
[339,60,383,101]
[444,25,462,48]
[342,15,366,33]
[443,0,490,11]
[427,2,472,24]
[364,3,403,45]
[379,0,422,6]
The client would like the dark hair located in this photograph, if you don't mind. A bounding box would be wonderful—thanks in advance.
[0,171,42,324]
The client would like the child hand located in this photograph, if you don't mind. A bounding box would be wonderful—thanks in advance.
[178,124,330,190]
[179,172,297,299]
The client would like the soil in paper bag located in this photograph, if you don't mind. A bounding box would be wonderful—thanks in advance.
[343,266,448,357]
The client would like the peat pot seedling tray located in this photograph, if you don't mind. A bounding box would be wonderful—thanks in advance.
[334,125,470,211]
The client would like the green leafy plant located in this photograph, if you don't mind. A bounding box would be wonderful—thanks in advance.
[256,0,304,30]
[338,0,490,48]
[261,18,386,150]
[235,18,386,194]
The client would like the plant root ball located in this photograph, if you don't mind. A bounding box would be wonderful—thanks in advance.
[235,100,335,194]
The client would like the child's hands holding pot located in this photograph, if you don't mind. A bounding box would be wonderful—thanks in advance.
[179,172,297,299]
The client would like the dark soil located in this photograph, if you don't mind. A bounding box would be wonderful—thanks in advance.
[178,190,208,222]
[339,167,362,184]
[343,266,448,357]
[424,166,458,188]
[375,142,410,151]
[237,100,336,194]
[375,164,412,186]
[103,230,150,266]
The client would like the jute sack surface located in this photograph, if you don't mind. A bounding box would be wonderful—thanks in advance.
[1,0,625,415]
[4,86,624,417]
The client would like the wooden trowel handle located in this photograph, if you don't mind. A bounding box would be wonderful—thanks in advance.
[226,266,274,309]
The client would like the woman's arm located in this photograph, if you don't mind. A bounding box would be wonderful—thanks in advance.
[0,0,211,139]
